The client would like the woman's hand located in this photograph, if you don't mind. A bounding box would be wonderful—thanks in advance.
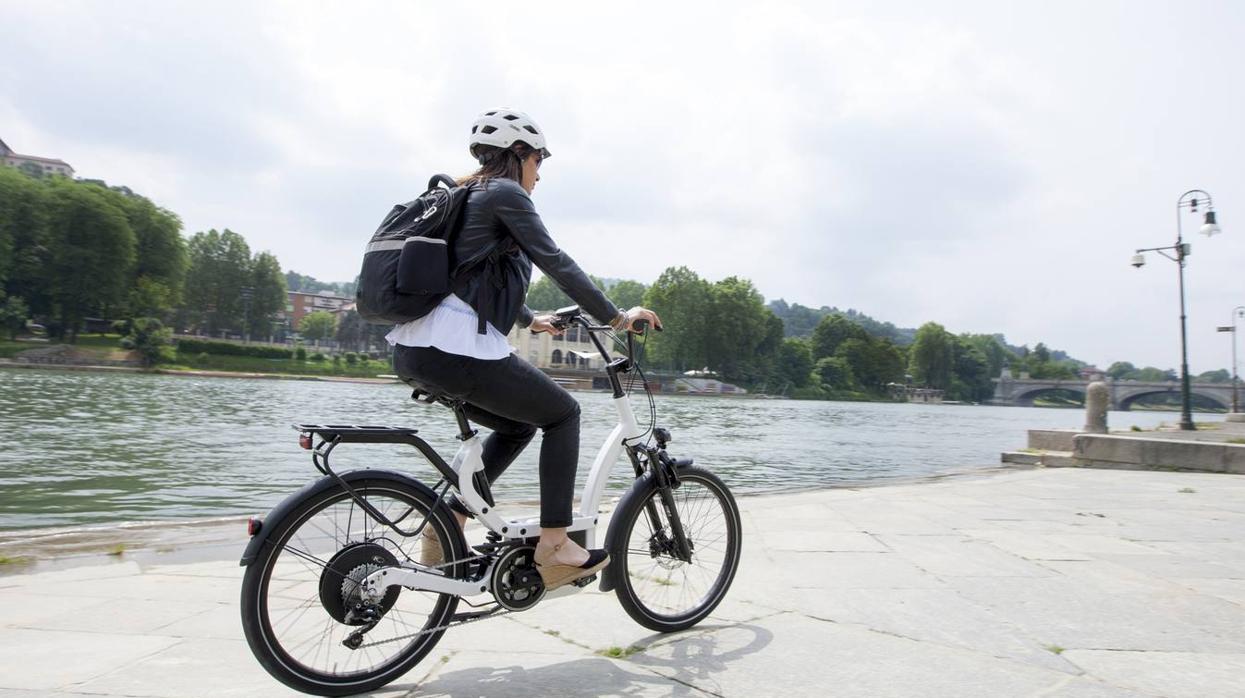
[613,307,663,333]
[529,314,563,335]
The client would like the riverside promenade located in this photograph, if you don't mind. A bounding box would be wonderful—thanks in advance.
[2,467,1244,697]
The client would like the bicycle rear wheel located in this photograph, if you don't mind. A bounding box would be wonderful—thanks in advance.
[610,466,742,632]
[240,476,465,696]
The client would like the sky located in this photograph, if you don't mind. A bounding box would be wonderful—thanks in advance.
[2,1,1243,373]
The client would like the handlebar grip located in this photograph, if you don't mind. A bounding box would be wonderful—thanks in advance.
[632,319,650,333]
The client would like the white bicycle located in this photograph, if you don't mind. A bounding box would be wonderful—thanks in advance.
[239,307,742,696]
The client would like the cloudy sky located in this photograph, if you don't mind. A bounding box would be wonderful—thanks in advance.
[3,1,1242,372]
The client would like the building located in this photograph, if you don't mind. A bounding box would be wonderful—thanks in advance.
[286,290,353,329]
[506,322,600,371]
[0,137,74,178]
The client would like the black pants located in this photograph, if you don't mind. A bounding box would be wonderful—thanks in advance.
[392,345,581,528]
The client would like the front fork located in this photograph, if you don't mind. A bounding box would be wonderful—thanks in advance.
[628,437,695,563]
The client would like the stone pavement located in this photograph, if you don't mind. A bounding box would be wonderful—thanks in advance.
[2,467,1244,697]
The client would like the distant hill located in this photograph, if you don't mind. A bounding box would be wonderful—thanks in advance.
[286,271,356,298]
[767,299,916,345]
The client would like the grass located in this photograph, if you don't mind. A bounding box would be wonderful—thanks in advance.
[1044,644,1066,655]
[0,554,34,567]
[1227,438,1245,445]
[107,543,126,556]
[1178,487,1197,494]
[597,645,644,659]
[0,341,30,358]
[1018,447,1043,455]
[1130,425,1144,432]
[165,352,394,378]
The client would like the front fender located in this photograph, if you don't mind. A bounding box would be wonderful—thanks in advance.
[238,469,442,566]
[599,472,656,592]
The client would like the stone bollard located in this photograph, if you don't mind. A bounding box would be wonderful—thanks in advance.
[1084,381,1109,434]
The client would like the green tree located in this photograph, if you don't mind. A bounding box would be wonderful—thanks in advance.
[0,294,29,339]
[1033,342,1051,364]
[182,229,253,335]
[43,179,136,340]
[811,314,868,360]
[702,276,773,383]
[247,251,287,340]
[0,167,51,315]
[117,193,186,317]
[837,336,906,392]
[950,337,992,402]
[299,311,337,343]
[608,280,647,310]
[814,356,855,391]
[335,309,368,352]
[1195,369,1231,383]
[1107,361,1138,380]
[775,338,814,388]
[524,273,608,314]
[908,322,953,389]
[643,266,711,372]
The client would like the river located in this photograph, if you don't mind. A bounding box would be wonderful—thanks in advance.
[0,368,1177,530]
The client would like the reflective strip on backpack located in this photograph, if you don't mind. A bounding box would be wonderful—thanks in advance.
[364,237,448,254]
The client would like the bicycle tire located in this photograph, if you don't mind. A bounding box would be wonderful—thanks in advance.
[609,466,742,632]
[240,475,466,696]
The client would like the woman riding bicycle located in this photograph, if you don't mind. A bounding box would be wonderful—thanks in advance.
[388,108,662,590]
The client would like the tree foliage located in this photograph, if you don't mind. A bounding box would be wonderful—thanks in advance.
[299,311,337,342]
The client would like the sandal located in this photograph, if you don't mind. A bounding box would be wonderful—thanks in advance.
[420,530,443,567]
[535,542,610,590]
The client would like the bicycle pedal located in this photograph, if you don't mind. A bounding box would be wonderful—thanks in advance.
[570,573,598,589]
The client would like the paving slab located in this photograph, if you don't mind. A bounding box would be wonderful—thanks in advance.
[1061,650,1245,698]
[2,468,1244,697]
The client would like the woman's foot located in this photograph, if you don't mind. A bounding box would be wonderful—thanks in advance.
[420,530,443,567]
[534,539,610,590]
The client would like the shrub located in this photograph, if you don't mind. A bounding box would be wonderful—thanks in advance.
[195,352,210,366]
[345,352,359,365]
[310,352,327,362]
[332,355,341,366]
[121,317,173,367]
[294,346,307,361]
[176,338,292,360]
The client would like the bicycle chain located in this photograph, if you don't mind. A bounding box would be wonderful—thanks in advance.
[356,604,514,649]
[353,550,509,650]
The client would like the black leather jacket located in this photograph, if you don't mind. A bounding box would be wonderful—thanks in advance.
[450,178,618,335]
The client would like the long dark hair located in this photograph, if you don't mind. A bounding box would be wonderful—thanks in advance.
[456,142,536,187]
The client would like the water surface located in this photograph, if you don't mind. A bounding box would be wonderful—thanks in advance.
[0,369,1176,530]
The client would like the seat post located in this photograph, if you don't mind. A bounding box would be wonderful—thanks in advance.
[450,402,476,440]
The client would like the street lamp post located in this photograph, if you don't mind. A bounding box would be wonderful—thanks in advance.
[1218,306,1245,414]
[1131,189,1222,431]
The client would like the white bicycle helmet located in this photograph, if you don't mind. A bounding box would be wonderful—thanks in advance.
[469,108,551,161]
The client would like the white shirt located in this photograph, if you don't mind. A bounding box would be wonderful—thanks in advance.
[385,293,513,360]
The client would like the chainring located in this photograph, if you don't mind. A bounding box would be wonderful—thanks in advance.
[318,542,400,625]
[490,544,545,611]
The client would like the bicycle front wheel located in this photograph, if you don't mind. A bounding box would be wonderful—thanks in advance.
[240,476,465,696]
[610,466,742,632]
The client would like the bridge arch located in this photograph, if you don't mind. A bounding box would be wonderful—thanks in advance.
[1116,389,1230,412]
[1010,387,1087,407]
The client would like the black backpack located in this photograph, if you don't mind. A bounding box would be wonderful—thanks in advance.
[355,174,473,324]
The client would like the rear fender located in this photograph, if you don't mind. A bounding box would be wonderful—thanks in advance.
[239,469,442,567]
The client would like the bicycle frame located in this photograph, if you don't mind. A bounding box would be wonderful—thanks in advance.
[454,393,646,547]
[355,314,654,599]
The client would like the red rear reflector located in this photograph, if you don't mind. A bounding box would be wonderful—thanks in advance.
[248,518,263,536]
[299,433,313,450]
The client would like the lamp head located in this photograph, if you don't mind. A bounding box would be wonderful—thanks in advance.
[1131,253,1146,268]
[1200,210,1221,237]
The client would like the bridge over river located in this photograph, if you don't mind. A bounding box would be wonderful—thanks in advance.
[992,374,1234,410]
